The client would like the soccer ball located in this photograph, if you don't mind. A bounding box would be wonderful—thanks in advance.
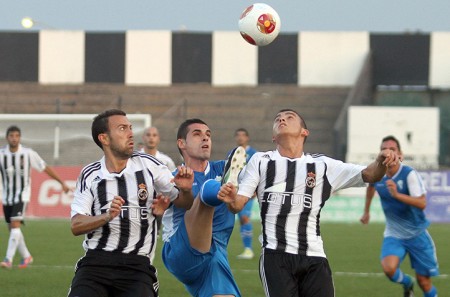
[238,3,281,46]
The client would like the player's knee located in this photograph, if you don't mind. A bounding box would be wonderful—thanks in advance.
[240,216,250,225]
[381,262,396,277]
[416,275,432,292]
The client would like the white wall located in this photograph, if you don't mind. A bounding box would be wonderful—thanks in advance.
[347,106,440,169]
[125,30,172,86]
[212,31,258,86]
[429,32,450,89]
[299,31,369,86]
[39,30,84,84]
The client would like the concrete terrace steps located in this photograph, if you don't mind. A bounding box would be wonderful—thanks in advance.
[0,83,350,164]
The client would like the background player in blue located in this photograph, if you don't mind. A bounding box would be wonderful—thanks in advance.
[232,128,257,259]
[162,119,246,297]
[360,135,439,297]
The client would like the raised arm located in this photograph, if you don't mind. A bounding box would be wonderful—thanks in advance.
[361,149,399,183]
[218,183,250,214]
[171,166,194,210]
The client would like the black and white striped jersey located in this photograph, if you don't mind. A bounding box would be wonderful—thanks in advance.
[71,152,179,259]
[238,150,366,258]
[0,144,47,205]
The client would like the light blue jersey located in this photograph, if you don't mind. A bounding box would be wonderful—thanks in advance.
[162,160,235,247]
[373,164,429,239]
[162,160,241,296]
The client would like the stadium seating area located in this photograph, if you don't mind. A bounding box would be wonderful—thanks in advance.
[0,82,350,165]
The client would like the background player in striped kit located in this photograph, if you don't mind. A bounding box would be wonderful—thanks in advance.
[141,126,177,239]
[218,109,400,297]
[0,125,70,269]
[232,128,258,260]
[68,109,194,297]
[141,126,177,171]
[360,135,439,297]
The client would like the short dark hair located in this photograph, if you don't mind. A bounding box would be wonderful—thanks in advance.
[6,125,21,137]
[381,135,401,152]
[176,118,208,156]
[235,128,249,136]
[92,109,126,149]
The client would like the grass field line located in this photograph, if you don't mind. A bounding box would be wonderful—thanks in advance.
[22,265,449,279]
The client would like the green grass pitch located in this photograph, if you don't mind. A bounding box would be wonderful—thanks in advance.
[0,220,448,296]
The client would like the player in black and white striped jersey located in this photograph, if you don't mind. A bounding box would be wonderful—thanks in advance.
[68,109,194,297]
[218,109,400,297]
[0,125,70,269]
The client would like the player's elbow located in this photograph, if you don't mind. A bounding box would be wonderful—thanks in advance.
[70,216,85,236]
[417,196,427,210]
[173,197,193,210]
[71,225,83,236]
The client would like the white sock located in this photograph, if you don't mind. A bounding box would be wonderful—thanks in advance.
[18,232,31,259]
[6,228,22,262]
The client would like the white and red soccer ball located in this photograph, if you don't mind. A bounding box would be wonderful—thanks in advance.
[238,3,281,46]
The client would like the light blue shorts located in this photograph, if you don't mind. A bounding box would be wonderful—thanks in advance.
[381,230,439,277]
[162,218,241,297]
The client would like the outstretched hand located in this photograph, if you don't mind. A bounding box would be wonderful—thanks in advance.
[378,149,400,167]
[217,183,237,204]
[172,166,194,192]
[151,194,171,216]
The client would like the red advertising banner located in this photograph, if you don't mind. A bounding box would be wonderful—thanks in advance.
[0,166,82,219]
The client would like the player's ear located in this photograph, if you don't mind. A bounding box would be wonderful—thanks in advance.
[98,133,109,146]
[177,138,186,150]
[301,128,309,137]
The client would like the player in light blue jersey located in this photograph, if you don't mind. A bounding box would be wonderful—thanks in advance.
[232,128,258,259]
[361,135,439,297]
[162,118,246,297]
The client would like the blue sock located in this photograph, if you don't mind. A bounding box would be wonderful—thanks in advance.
[199,179,222,207]
[390,268,413,289]
[424,285,437,297]
[240,222,253,249]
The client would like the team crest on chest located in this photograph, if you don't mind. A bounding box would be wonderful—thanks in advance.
[305,172,316,188]
[137,183,148,201]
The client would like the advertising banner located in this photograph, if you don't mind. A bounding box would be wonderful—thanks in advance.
[0,166,81,219]
[1,167,449,223]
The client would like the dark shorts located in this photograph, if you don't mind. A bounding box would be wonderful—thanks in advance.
[68,250,159,297]
[259,248,335,297]
[3,202,27,224]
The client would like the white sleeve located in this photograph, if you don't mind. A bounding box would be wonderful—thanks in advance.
[165,157,177,172]
[71,174,95,218]
[237,153,261,198]
[153,164,179,202]
[323,157,366,191]
[407,170,427,197]
[29,150,47,172]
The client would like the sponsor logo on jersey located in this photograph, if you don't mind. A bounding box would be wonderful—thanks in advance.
[306,171,316,188]
[263,183,312,209]
[137,183,148,201]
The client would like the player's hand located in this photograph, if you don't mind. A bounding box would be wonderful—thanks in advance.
[218,183,237,204]
[151,194,171,216]
[360,212,370,225]
[61,183,73,194]
[377,149,400,167]
[108,196,125,220]
[385,179,398,198]
[172,166,194,192]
